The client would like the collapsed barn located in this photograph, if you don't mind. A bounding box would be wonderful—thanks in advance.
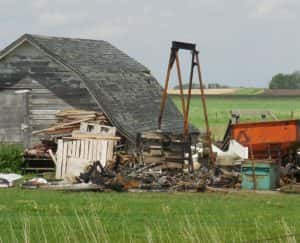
[0,34,194,148]
[2,35,297,192]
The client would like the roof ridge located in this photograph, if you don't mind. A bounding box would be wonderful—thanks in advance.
[25,33,109,43]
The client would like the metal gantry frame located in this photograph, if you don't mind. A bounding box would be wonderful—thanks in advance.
[158,41,214,168]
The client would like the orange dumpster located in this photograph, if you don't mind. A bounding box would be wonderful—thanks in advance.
[231,119,300,160]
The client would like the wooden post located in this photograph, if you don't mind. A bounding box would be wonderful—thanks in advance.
[250,144,257,191]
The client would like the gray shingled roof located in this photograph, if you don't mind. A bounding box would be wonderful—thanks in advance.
[1,34,199,142]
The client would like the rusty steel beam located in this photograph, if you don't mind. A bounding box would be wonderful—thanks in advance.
[158,49,175,130]
[195,52,215,165]
[175,50,186,118]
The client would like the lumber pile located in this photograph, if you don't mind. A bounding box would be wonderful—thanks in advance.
[33,109,110,136]
[26,110,113,173]
[138,131,187,170]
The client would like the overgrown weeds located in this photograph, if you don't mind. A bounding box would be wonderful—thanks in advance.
[0,144,23,172]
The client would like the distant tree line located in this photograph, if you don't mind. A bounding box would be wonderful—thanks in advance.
[173,82,229,89]
[269,71,300,89]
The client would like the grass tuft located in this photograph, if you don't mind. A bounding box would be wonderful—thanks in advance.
[0,144,23,173]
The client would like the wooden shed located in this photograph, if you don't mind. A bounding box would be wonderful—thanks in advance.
[0,34,196,147]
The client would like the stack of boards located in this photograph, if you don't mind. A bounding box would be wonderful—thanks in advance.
[33,109,110,137]
[139,131,187,170]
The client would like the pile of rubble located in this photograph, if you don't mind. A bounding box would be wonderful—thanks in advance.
[21,114,244,192]
[75,160,206,192]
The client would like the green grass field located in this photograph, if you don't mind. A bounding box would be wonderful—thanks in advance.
[172,95,300,140]
[0,189,299,242]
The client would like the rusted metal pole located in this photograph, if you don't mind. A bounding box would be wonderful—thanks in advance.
[158,50,175,129]
[175,51,186,117]
[184,51,195,137]
[195,51,214,165]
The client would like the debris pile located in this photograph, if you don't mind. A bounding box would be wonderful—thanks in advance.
[23,109,112,172]
[76,161,207,192]
[22,120,245,192]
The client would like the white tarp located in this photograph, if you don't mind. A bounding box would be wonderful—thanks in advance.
[0,173,22,187]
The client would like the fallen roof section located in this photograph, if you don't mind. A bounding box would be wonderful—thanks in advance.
[0,34,199,142]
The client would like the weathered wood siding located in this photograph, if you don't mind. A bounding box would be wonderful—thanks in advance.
[0,42,100,146]
[0,90,29,145]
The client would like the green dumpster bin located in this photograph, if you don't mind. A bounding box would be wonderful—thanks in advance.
[241,160,279,190]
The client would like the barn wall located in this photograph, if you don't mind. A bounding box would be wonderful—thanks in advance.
[0,90,29,145]
[0,42,100,146]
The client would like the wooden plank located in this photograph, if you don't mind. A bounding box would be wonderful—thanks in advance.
[30,97,95,105]
[74,141,80,158]
[22,92,30,148]
[107,141,114,161]
[71,131,120,141]
[62,140,68,178]
[48,149,57,165]
[30,114,57,120]
[92,140,97,161]
[30,98,70,105]
[80,140,85,159]
[29,104,99,111]
[84,140,89,160]
[100,141,107,166]
[32,118,91,134]
[71,141,76,157]
[56,139,63,179]
[88,140,93,161]
[96,140,101,160]
[30,110,60,115]
[32,88,90,96]
[65,141,73,177]
[30,88,54,94]
[56,110,100,116]
[67,141,73,157]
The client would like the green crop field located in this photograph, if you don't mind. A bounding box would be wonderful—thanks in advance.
[0,189,299,242]
[172,95,300,140]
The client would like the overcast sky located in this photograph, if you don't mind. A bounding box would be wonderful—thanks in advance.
[1,0,299,88]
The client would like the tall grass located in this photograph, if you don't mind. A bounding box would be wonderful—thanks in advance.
[2,207,298,243]
[1,188,300,242]
[0,144,23,173]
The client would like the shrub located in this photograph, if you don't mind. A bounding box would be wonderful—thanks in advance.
[0,144,23,173]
